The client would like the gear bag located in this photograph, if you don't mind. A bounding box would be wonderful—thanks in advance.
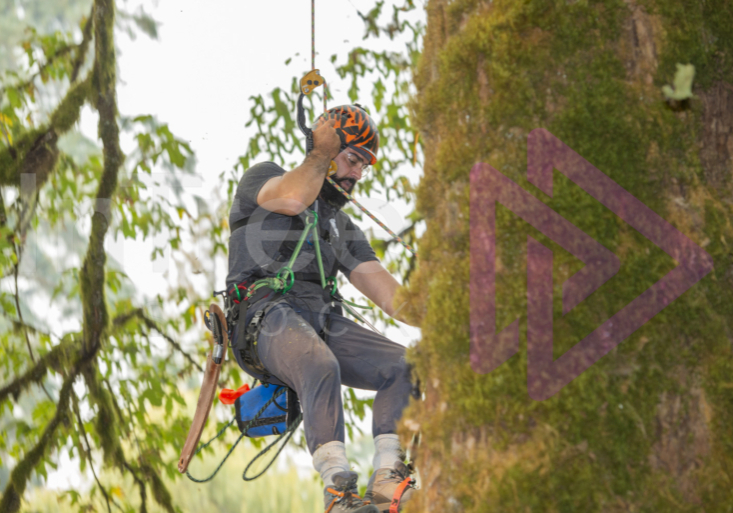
[234,384,301,438]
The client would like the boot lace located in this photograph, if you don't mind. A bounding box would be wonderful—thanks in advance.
[325,487,370,512]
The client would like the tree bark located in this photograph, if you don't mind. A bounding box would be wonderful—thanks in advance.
[402,0,733,511]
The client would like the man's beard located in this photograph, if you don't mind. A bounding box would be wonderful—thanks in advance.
[319,176,355,209]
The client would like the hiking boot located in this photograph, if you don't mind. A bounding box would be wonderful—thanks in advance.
[364,461,416,512]
[324,471,379,513]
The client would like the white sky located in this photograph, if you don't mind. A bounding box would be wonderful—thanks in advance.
[45,0,426,491]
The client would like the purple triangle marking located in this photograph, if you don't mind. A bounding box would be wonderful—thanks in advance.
[470,129,714,400]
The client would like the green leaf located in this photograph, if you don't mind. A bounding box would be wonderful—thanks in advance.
[662,63,695,101]
[132,11,159,39]
[7,88,21,108]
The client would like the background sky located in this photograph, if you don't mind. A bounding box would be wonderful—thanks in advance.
[41,0,426,490]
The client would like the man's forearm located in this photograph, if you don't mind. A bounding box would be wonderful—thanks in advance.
[350,261,417,326]
[256,118,340,214]
[281,150,331,206]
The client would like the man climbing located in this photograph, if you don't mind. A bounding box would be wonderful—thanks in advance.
[226,105,417,513]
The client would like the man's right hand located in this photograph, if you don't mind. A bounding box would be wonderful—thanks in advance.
[256,118,343,215]
[311,118,342,161]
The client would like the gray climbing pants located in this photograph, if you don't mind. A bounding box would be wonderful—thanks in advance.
[233,302,415,455]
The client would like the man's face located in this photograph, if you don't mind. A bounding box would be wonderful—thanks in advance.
[318,148,372,209]
[331,150,369,192]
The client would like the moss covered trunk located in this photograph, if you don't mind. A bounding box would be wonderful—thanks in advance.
[401,0,733,510]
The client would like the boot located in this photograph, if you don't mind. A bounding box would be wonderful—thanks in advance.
[364,461,416,512]
[324,471,379,513]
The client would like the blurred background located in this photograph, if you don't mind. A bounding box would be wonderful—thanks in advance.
[0,0,424,511]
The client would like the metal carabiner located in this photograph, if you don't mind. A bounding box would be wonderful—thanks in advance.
[296,70,343,176]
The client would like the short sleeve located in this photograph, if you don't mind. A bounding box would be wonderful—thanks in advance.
[334,213,379,280]
[230,162,285,224]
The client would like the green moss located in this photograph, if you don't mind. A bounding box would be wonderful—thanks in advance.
[49,76,90,134]
[404,0,733,511]
[646,0,733,88]
[80,0,122,352]
[0,127,45,186]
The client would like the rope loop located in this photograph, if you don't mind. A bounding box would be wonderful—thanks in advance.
[276,266,296,294]
[185,387,299,483]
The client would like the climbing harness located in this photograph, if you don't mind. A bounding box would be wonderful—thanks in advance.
[183,205,370,482]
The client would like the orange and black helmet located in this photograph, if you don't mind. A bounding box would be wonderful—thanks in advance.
[315,104,379,165]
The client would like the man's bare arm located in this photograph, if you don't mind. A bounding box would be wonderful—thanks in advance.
[349,261,416,326]
[256,119,341,215]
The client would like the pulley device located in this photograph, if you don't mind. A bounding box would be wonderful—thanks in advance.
[296,69,344,177]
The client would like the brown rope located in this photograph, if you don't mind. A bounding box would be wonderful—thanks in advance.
[311,0,328,112]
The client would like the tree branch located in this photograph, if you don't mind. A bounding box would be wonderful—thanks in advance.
[71,5,96,83]
[13,246,35,364]
[79,0,123,355]
[0,3,94,190]
[144,316,203,374]
[81,364,125,466]
[0,46,74,101]
[140,463,176,513]
[0,3,94,100]
[0,352,93,513]
[0,312,52,339]
[101,377,127,436]
[83,367,157,513]
[122,461,148,513]
[0,76,90,188]
[0,185,6,227]
[71,391,114,513]
[114,308,204,373]
[0,338,78,406]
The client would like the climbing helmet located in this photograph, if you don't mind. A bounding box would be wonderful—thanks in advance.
[315,104,379,165]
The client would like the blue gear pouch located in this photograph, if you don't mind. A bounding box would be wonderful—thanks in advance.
[235,384,300,437]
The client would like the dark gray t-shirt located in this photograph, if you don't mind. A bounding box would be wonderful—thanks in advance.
[226,162,378,312]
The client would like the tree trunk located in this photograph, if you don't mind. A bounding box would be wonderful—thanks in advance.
[401,0,733,511]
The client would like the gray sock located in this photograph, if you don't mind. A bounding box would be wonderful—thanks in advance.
[372,434,402,471]
[313,441,350,488]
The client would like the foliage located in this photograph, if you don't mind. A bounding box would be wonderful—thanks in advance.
[0,1,245,511]
[24,390,327,513]
[0,1,425,512]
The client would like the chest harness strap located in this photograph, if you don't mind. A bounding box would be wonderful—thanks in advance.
[226,208,373,378]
